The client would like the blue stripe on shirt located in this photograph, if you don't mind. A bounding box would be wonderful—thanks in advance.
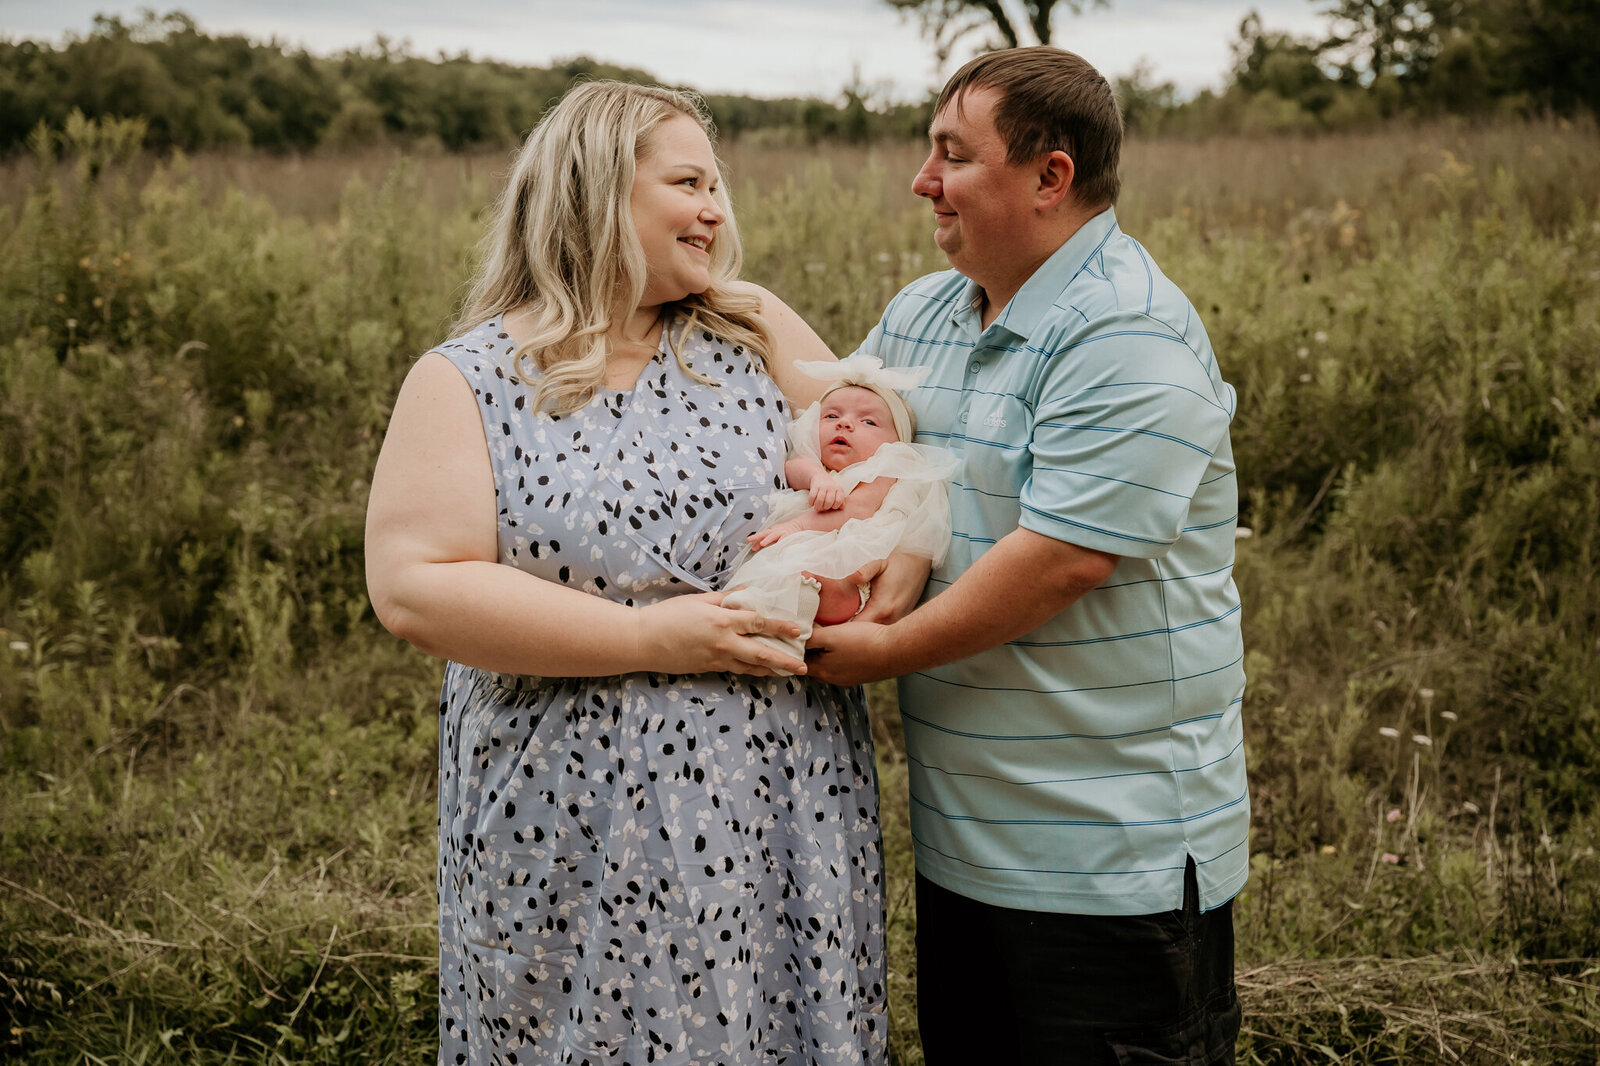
[911,788,1248,828]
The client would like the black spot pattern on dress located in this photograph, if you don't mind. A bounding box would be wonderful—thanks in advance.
[430,315,886,1065]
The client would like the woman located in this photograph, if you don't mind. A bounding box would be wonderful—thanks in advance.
[365,82,886,1065]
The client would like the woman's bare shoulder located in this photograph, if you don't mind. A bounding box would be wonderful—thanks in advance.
[731,282,837,407]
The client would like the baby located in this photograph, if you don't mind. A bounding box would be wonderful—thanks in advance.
[722,354,958,666]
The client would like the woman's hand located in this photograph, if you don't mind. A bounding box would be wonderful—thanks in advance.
[635,592,807,676]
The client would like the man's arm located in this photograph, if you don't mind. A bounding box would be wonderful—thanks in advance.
[852,550,930,623]
[805,527,1118,685]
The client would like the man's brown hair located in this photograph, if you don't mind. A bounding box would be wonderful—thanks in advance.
[936,46,1123,208]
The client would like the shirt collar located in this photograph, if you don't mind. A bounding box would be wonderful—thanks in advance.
[949,275,986,339]
[950,206,1120,344]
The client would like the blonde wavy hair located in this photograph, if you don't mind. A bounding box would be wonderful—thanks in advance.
[453,81,772,415]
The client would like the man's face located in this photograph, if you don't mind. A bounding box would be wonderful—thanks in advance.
[911,87,1041,286]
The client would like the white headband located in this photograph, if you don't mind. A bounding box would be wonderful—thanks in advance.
[794,353,931,393]
[794,354,930,444]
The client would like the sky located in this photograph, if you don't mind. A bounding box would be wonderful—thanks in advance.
[2,0,1331,102]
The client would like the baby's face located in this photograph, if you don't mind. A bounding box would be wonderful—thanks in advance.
[818,386,899,472]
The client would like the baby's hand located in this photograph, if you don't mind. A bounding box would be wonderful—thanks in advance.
[807,474,847,512]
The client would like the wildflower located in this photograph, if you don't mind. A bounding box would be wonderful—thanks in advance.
[1386,808,1402,823]
[1319,844,1336,856]
[1440,711,1457,722]
[1235,527,1253,540]
[1378,727,1400,738]
[1314,330,1328,344]
[55,292,66,304]
[1411,734,1433,747]
[1299,374,1312,383]
[1296,347,1309,358]
[92,296,104,309]
[7,640,27,653]
[1461,801,1480,815]
[1381,853,1401,864]
[1419,688,1435,700]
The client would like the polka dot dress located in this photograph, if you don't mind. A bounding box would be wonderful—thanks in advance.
[431,317,887,1066]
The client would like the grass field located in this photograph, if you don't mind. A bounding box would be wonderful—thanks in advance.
[2,115,1598,1063]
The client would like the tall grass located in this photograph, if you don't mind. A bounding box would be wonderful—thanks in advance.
[1,116,1597,1063]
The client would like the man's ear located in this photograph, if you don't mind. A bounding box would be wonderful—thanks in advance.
[1036,149,1075,211]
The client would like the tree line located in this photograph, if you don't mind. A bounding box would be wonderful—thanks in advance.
[2,3,1595,156]
[890,0,1597,135]
[1138,0,1599,135]
[0,11,930,156]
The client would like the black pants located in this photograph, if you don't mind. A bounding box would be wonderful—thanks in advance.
[914,861,1240,1065]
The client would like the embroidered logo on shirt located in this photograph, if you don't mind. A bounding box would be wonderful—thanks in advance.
[982,412,1008,429]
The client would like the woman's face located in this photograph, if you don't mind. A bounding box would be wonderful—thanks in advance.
[818,387,900,472]
[631,114,726,309]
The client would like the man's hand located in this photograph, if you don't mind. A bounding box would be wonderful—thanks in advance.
[855,551,931,623]
[804,617,896,685]
[812,528,1120,686]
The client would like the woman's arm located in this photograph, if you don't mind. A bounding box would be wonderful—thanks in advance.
[364,353,806,677]
[733,282,837,408]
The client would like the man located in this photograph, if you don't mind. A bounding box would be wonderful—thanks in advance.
[807,47,1248,1064]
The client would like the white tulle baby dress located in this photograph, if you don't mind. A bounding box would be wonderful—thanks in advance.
[722,356,959,667]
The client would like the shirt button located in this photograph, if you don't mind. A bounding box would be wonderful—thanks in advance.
[969,362,981,374]
[960,412,969,424]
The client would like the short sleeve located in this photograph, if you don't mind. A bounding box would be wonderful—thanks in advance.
[1020,314,1232,559]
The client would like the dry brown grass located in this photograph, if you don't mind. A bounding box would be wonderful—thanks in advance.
[6,116,1591,239]
[1237,953,1600,1063]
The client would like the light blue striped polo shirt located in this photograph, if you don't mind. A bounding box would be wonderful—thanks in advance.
[860,207,1249,916]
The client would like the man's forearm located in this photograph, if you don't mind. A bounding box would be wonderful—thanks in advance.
[877,527,1118,676]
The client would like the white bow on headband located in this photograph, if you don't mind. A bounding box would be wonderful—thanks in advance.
[794,353,931,394]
